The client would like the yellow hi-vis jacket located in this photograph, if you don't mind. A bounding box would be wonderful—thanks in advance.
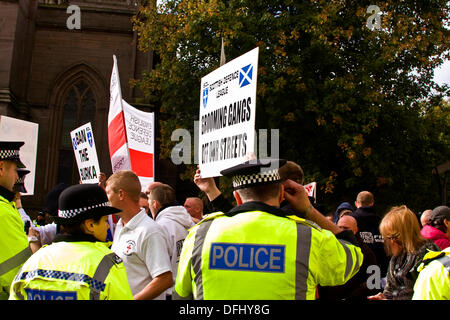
[412,247,450,300]
[9,235,133,300]
[174,202,363,300]
[0,193,31,300]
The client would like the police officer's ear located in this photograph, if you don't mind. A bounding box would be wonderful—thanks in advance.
[278,184,285,204]
[82,218,96,235]
[233,190,243,206]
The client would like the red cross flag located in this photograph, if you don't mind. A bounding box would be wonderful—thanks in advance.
[108,56,155,191]
[108,55,130,173]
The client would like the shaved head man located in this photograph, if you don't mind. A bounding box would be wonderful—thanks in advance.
[420,209,432,227]
[337,215,358,235]
[355,191,374,208]
[184,197,203,223]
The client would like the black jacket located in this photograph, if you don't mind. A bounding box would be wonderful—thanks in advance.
[351,206,389,275]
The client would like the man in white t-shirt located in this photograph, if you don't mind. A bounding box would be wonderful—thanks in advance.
[106,170,173,300]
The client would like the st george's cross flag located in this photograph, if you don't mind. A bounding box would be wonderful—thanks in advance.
[108,55,155,191]
[108,55,131,173]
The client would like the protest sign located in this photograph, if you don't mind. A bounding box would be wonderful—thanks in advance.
[123,100,155,191]
[0,116,39,195]
[70,122,100,184]
[199,47,259,177]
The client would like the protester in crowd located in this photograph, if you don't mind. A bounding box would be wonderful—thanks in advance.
[184,197,204,223]
[278,160,304,184]
[421,206,450,250]
[139,192,150,215]
[148,184,194,299]
[144,181,163,197]
[350,191,389,276]
[9,183,133,300]
[0,141,34,300]
[107,170,173,300]
[193,166,233,214]
[174,159,362,300]
[18,183,70,248]
[319,215,378,300]
[420,209,432,227]
[412,246,450,300]
[97,172,118,241]
[339,209,354,220]
[333,202,354,223]
[368,205,439,300]
[98,172,107,190]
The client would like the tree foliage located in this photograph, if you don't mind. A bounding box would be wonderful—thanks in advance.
[132,0,450,213]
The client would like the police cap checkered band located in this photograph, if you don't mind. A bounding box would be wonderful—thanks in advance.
[16,176,26,184]
[0,141,26,168]
[58,201,111,219]
[0,149,20,160]
[232,168,281,189]
[220,158,286,189]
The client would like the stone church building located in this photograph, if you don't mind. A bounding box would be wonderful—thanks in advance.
[0,0,184,210]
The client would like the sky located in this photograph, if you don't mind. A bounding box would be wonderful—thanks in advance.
[433,59,450,87]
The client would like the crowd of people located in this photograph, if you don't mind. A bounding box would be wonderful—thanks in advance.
[0,141,449,300]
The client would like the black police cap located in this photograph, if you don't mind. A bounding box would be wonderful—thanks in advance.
[220,158,287,190]
[0,141,26,168]
[14,168,30,193]
[54,183,121,225]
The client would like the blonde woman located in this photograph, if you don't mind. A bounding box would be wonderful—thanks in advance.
[368,205,439,300]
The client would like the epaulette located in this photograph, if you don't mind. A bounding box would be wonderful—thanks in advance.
[200,211,225,222]
[417,251,446,272]
[188,211,225,231]
[286,215,322,231]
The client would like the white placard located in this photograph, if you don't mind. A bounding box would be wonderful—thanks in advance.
[0,116,39,195]
[70,122,100,184]
[199,47,259,177]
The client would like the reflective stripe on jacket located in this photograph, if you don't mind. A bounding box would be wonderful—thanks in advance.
[9,240,133,300]
[0,195,31,299]
[174,205,363,300]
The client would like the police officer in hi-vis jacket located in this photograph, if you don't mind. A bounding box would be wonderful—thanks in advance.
[174,158,363,300]
[0,141,31,300]
[9,184,133,300]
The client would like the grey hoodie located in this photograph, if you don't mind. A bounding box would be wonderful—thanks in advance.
[155,205,195,293]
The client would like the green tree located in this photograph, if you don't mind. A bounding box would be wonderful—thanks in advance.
[132,0,450,213]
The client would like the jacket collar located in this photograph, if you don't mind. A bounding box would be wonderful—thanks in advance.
[226,201,287,217]
[53,233,99,243]
[0,185,15,202]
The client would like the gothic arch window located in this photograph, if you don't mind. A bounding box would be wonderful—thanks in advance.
[57,80,97,185]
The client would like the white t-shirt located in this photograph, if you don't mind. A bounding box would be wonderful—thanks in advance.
[111,209,172,300]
